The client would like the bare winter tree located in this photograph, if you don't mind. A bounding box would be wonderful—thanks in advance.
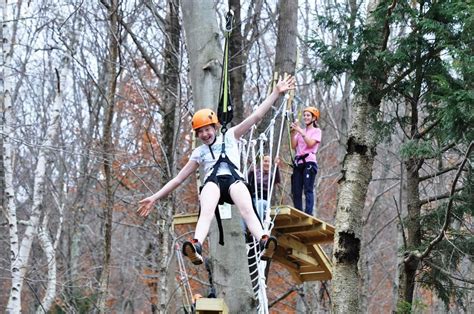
[3,2,67,312]
[96,0,120,311]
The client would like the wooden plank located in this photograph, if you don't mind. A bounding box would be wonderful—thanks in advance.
[275,223,327,235]
[196,298,229,314]
[309,244,333,275]
[272,205,335,227]
[173,213,198,227]
[273,217,315,229]
[272,254,300,271]
[299,234,334,244]
[299,265,327,273]
[300,272,332,281]
[272,256,303,284]
[288,248,319,266]
[276,234,308,253]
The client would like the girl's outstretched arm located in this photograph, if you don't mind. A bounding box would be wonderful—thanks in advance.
[137,160,199,217]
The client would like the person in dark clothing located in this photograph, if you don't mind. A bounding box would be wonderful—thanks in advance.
[247,155,281,223]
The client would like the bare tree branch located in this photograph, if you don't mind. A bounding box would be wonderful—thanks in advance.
[419,163,461,182]
[269,286,297,308]
[419,187,464,206]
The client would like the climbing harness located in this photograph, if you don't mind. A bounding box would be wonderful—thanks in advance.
[198,10,247,246]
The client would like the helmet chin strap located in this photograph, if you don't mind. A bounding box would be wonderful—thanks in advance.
[209,135,217,147]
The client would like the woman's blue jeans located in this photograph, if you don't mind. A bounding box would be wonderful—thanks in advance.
[291,162,318,215]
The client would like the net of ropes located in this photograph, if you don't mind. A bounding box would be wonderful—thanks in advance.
[241,92,292,313]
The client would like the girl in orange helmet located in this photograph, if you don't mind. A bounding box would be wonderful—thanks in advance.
[137,75,295,265]
[290,106,321,215]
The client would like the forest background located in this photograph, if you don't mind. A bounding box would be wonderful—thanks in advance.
[1,0,472,313]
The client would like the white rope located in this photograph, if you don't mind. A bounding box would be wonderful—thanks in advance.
[241,94,289,313]
[266,95,290,231]
[175,244,194,312]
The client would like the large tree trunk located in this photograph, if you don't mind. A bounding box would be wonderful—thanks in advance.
[181,1,256,311]
[331,0,385,311]
[268,0,297,211]
[273,0,297,75]
[331,97,379,313]
[181,1,221,109]
[96,0,119,311]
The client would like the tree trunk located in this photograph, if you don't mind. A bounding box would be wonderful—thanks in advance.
[331,0,385,312]
[6,58,64,314]
[228,0,245,125]
[332,97,379,313]
[34,67,68,313]
[97,0,119,311]
[181,0,221,109]
[4,1,65,312]
[273,0,298,75]
[397,21,425,308]
[158,0,181,312]
[259,0,297,137]
[181,1,256,311]
[3,1,21,311]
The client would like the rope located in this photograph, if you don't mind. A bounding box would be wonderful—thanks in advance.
[217,10,234,135]
[242,93,290,313]
[175,244,194,313]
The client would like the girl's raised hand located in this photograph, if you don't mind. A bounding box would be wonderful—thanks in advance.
[275,75,296,93]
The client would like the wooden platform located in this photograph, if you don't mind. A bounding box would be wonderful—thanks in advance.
[173,205,334,283]
[195,298,228,314]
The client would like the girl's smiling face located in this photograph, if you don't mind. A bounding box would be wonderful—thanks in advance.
[196,124,217,145]
[303,111,315,125]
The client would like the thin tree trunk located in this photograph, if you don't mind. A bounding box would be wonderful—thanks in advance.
[4,1,63,312]
[398,27,424,306]
[228,0,245,125]
[398,157,421,304]
[96,0,119,311]
[35,68,67,313]
[3,0,21,311]
[6,59,64,314]
[158,0,181,312]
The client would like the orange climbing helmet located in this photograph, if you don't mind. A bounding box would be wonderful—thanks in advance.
[304,106,320,121]
[192,109,219,130]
